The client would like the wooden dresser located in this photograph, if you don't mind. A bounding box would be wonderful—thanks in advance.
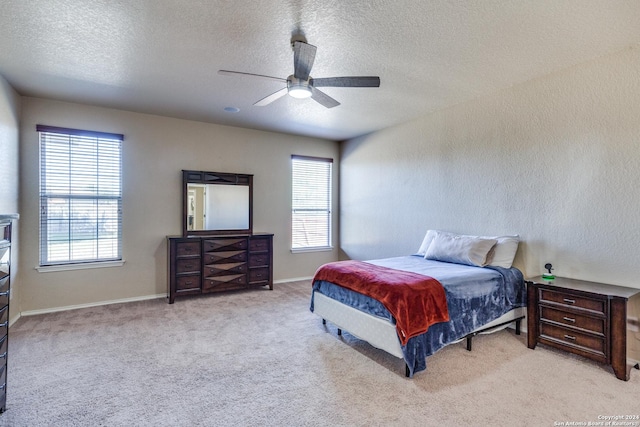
[527,276,640,381]
[0,215,17,412]
[167,233,273,303]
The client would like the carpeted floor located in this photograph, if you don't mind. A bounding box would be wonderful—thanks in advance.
[1,280,639,426]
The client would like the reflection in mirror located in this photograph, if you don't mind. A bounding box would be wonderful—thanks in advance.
[187,184,249,231]
[183,170,253,236]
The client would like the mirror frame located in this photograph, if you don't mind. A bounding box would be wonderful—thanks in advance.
[182,170,253,236]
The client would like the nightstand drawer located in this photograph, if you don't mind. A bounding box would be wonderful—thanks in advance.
[539,306,605,334]
[539,288,606,314]
[540,322,606,359]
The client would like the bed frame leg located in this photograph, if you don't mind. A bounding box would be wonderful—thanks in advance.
[466,335,473,351]
[515,319,521,335]
[405,364,410,377]
[322,319,326,325]
[337,328,342,336]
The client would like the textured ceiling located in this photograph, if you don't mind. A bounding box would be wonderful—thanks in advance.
[2,1,640,141]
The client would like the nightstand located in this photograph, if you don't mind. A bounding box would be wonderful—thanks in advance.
[527,276,640,381]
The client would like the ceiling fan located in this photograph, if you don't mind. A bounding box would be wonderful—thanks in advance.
[218,40,380,109]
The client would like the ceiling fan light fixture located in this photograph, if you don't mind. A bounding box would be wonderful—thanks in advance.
[287,76,312,99]
[288,85,312,99]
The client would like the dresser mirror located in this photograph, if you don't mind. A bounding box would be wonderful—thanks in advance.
[182,170,253,236]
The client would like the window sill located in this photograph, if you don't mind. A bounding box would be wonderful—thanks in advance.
[291,246,333,254]
[36,260,125,273]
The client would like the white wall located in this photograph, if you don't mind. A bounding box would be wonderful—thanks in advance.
[19,97,339,312]
[0,76,20,214]
[340,46,640,289]
[0,75,21,320]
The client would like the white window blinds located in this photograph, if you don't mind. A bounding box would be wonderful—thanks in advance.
[38,125,123,266]
[291,155,332,250]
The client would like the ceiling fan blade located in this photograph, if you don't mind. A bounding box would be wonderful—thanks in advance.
[293,41,316,81]
[310,76,380,87]
[311,87,340,109]
[254,87,288,106]
[218,70,286,84]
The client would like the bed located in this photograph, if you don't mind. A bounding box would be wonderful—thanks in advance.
[309,230,527,377]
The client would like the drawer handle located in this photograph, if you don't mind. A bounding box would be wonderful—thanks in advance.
[0,352,6,360]
[563,298,576,304]
[0,292,8,297]
[563,334,576,341]
[0,383,5,390]
[184,264,194,269]
[0,322,6,328]
[562,317,576,323]
[184,281,192,286]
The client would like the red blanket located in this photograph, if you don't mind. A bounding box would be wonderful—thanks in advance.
[313,260,449,345]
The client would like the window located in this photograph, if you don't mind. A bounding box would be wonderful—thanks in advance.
[291,155,333,251]
[37,125,123,268]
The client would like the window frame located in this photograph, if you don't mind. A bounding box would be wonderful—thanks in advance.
[291,154,333,253]
[37,125,124,271]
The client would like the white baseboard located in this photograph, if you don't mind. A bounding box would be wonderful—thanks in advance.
[12,278,313,324]
[18,293,166,319]
[12,278,313,323]
[275,276,313,284]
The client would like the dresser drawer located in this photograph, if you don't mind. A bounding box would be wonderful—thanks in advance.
[539,288,606,314]
[539,322,606,360]
[203,250,247,264]
[539,306,605,334]
[204,238,248,252]
[0,277,7,308]
[176,259,201,274]
[249,237,269,252]
[249,253,269,267]
[249,268,270,283]
[203,274,246,292]
[0,364,6,391]
[0,223,9,245]
[176,275,201,291]
[0,306,7,338]
[0,335,7,361]
[175,241,201,257]
[204,262,247,276]
[0,247,8,279]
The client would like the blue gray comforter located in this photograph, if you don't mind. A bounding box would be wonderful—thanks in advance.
[311,255,526,376]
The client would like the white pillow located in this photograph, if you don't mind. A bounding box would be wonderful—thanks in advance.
[416,229,438,256]
[424,231,497,267]
[483,235,519,268]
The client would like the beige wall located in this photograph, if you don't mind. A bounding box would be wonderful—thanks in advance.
[340,46,640,289]
[19,97,339,312]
